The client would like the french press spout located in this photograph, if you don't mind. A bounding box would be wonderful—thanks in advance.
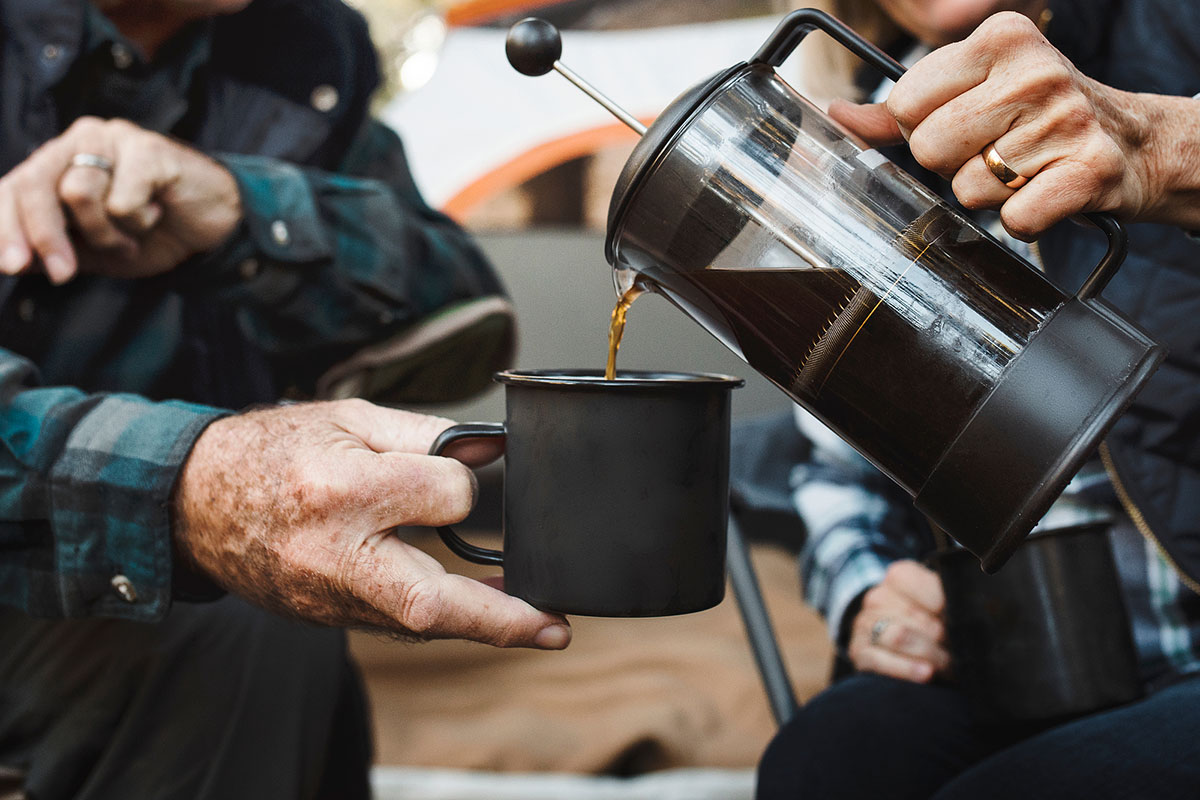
[506,10,1164,572]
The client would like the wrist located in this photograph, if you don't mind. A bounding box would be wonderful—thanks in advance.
[837,591,867,651]
[203,157,244,247]
[173,147,244,255]
[1131,92,1200,230]
[171,414,239,585]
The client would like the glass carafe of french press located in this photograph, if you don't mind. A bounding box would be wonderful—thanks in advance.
[506,10,1164,571]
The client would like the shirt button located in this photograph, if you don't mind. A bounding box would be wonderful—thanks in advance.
[378,310,395,326]
[16,297,35,323]
[270,220,290,247]
[238,257,260,280]
[111,43,134,70]
[310,84,339,113]
[111,575,138,603]
[41,44,63,63]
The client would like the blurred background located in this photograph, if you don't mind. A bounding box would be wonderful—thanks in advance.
[341,2,837,798]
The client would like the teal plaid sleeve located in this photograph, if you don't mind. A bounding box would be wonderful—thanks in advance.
[0,349,224,621]
[173,119,508,398]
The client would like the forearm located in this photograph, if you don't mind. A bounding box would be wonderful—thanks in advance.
[1136,92,1200,230]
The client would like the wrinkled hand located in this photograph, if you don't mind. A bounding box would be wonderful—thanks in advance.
[848,560,949,683]
[0,116,242,283]
[174,399,571,650]
[829,12,1200,239]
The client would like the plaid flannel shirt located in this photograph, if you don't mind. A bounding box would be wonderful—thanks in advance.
[0,0,507,622]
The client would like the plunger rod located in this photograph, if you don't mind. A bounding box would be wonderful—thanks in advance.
[552,61,646,135]
[506,17,647,136]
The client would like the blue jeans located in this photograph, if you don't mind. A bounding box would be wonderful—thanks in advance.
[757,672,1200,799]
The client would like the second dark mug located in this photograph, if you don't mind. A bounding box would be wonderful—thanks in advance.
[935,522,1143,723]
[429,369,743,617]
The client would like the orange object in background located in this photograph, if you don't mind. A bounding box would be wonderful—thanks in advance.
[445,0,569,28]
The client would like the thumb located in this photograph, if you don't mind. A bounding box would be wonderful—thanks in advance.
[828,99,907,146]
[409,571,572,649]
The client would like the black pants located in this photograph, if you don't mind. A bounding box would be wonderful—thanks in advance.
[0,595,372,800]
[757,672,1200,799]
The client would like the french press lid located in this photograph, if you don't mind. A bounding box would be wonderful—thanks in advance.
[504,17,751,265]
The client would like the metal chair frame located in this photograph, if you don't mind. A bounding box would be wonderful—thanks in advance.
[726,512,799,727]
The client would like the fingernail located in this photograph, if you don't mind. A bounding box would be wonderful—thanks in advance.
[1,244,26,273]
[44,254,73,284]
[534,623,571,650]
[914,663,933,682]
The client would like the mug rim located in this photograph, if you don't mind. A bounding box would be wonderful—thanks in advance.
[930,518,1114,564]
[495,368,744,389]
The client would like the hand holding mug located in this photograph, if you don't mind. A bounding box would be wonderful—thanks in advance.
[849,559,950,683]
[173,399,571,649]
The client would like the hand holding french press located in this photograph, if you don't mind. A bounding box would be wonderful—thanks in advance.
[826,11,1200,239]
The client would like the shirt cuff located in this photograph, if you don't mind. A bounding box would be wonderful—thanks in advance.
[171,154,334,296]
[824,547,889,647]
[217,154,333,263]
[48,395,226,621]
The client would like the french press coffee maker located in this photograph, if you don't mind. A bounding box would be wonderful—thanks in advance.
[505,9,1164,572]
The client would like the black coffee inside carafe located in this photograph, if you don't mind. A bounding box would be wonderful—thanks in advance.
[639,209,1064,493]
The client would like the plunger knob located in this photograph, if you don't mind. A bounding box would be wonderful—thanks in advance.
[506,18,562,76]
[504,17,646,134]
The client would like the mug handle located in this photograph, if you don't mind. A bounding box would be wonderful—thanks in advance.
[749,8,1128,301]
[428,422,506,566]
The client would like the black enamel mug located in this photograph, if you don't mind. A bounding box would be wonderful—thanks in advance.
[429,369,743,617]
[935,522,1143,723]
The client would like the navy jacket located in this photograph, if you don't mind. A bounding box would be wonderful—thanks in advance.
[1041,0,1200,585]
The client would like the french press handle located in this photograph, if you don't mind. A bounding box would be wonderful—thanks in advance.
[751,8,1127,301]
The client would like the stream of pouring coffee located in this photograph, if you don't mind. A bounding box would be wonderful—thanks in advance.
[605,285,643,380]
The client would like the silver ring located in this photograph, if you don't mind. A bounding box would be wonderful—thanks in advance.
[869,617,891,647]
[70,153,114,174]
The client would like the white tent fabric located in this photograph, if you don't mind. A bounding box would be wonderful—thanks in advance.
[381,16,811,210]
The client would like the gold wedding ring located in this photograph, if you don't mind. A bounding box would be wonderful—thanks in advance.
[982,143,1028,189]
[70,153,114,174]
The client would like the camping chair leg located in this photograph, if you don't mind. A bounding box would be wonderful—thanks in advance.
[727,513,799,728]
